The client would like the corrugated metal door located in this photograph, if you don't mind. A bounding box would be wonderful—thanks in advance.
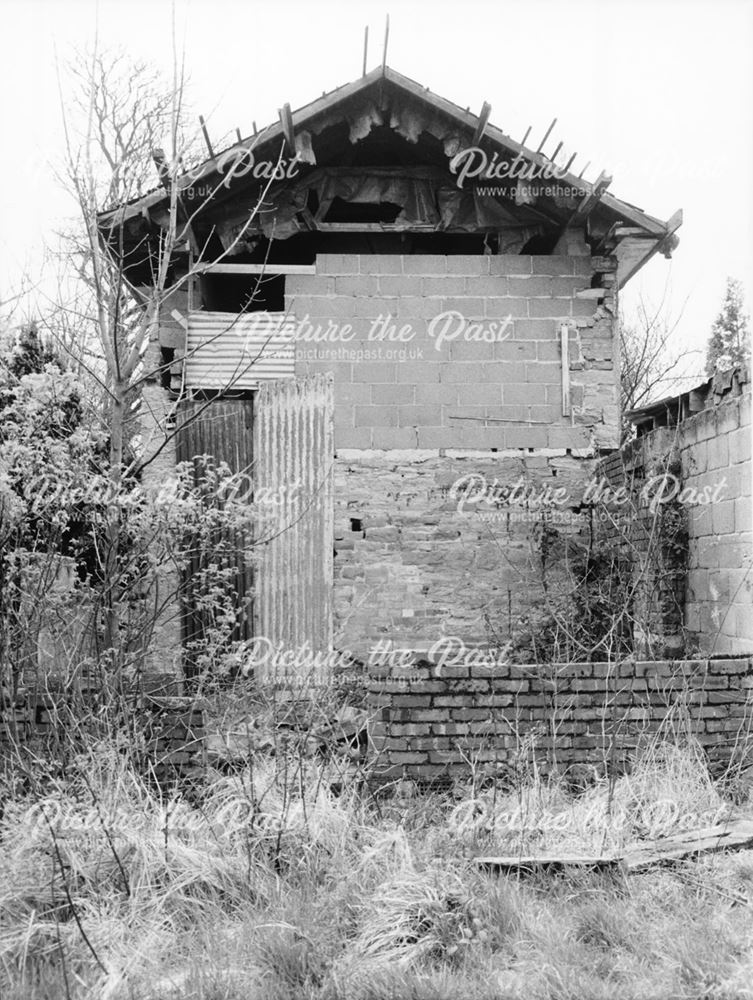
[174,373,334,680]
[254,373,334,681]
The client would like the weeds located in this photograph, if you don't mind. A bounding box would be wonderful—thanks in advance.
[1,725,752,999]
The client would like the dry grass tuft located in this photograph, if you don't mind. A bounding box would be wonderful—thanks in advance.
[1,733,752,999]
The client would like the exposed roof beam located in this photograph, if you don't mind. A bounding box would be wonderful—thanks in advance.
[536,118,557,153]
[657,209,683,253]
[599,191,666,235]
[198,115,215,160]
[194,263,316,275]
[278,103,296,155]
[100,64,677,253]
[472,101,492,144]
[593,222,654,255]
[617,209,683,287]
[148,148,200,256]
[316,221,437,232]
[570,170,612,226]
[151,148,171,190]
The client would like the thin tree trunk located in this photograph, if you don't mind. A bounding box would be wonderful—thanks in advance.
[103,377,126,670]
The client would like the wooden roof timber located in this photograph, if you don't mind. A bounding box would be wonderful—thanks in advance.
[472,101,492,145]
[617,208,683,286]
[278,103,296,156]
[378,69,671,238]
[569,170,613,227]
[99,65,680,282]
[536,118,557,154]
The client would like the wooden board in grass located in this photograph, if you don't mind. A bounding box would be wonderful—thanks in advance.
[474,853,619,873]
[475,819,753,875]
[622,819,753,872]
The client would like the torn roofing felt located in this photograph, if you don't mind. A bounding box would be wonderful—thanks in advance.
[217,167,543,248]
[99,65,681,287]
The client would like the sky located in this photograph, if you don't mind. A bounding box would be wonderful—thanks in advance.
[2,0,752,383]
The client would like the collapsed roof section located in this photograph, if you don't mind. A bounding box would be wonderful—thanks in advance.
[627,365,750,436]
[99,65,681,286]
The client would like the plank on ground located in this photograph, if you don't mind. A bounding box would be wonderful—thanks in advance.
[476,819,753,875]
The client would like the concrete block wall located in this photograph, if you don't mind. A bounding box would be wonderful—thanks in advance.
[287,251,618,650]
[682,390,752,653]
[167,253,618,657]
[599,383,752,656]
[368,655,753,782]
[287,253,619,452]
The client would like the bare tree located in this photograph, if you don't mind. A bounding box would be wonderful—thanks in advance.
[620,289,700,439]
[26,39,294,683]
[51,47,192,660]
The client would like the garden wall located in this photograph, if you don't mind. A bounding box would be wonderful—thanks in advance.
[599,369,752,656]
[367,655,753,783]
[0,680,206,785]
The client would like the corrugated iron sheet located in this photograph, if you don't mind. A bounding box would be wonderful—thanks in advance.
[174,376,334,683]
[185,311,295,390]
[254,373,334,683]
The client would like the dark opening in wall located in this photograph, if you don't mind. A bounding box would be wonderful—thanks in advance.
[232,231,515,262]
[521,231,560,254]
[201,273,286,312]
[159,346,175,389]
[322,198,404,224]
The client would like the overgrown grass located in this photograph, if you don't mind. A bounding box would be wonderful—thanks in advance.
[1,733,753,999]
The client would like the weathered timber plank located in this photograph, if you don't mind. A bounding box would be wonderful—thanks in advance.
[475,819,753,875]
[622,819,753,872]
[475,853,618,873]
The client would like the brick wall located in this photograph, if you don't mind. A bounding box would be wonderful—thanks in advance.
[368,655,753,782]
[287,253,619,452]
[0,680,206,786]
[598,375,752,656]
